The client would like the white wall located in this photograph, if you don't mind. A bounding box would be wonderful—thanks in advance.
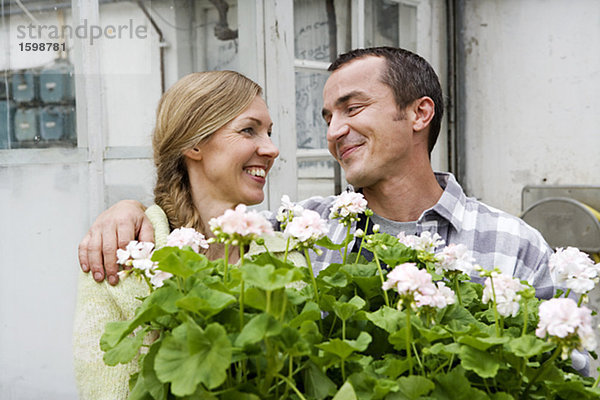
[461,0,600,216]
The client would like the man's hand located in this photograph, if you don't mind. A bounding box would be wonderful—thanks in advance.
[78,200,155,285]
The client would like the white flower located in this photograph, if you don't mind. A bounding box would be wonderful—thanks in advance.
[127,241,155,260]
[354,229,365,238]
[482,272,527,317]
[284,209,328,243]
[549,247,599,294]
[436,243,476,275]
[166,227,209,253]
[276,195,305,225]
[132,258,156,272]
[329,192,368,222]
[149,270,174,288]
[116,248,131,265]
[372,224,380,233]
[397,231,445,253]
[209,204,274,242]
[536,298,596,352]
[382,263,451,309]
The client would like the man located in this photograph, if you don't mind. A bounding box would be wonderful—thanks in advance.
[79,47,554,299]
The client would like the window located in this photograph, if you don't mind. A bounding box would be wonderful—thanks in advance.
[1,1,76,149]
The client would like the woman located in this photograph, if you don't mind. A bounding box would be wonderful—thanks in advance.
[73,71,283,399]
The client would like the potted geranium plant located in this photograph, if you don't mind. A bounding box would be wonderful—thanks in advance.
[101,194,600,399]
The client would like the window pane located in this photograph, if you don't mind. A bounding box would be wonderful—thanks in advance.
[295,70,329,149]
[294,0,332,62]
[365,0,417,52]
[1,1,76,149]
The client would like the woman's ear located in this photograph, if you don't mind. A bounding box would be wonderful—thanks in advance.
[183,147,202,161]
[412,96,435,132]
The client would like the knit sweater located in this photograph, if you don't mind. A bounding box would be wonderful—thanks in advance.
[72,205,307,399]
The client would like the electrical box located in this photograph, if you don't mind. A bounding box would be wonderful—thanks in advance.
[0,100,15,149]
[40,105,75,140]
[14,107,39,142]
[11,70,37,103]
[39,62,75,103]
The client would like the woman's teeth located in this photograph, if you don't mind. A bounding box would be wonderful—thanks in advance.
[245,168,266,177]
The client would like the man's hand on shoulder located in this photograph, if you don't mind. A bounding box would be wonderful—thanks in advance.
[78,200,155,285]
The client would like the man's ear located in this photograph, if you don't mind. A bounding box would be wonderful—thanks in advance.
[183,147,202,161]
[412,96,435,132]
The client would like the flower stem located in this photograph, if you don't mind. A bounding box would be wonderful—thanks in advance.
[578,294,586,307]
[564,288,571,299]
[405,306,413,375]
[523,346,561,397]
[304,249,319,306]
[521,299,529,336]
[239,245,246,330]
[275,374,307,400]
[354,216,370,265]
[489,276,501,337]
[342,224,351,264]
[223,243,229,282]
[373,253,390,307]
[283,236,291,264]
[453,275,463,306]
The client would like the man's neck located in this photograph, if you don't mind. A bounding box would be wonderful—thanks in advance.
[362,168,443,222]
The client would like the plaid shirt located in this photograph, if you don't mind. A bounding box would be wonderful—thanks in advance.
[288,172,555,299]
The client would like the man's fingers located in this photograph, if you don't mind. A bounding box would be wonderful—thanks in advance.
[102,224,119,286]
[87,230,106,282]
[78,233,91,272]
[138,215,155,243]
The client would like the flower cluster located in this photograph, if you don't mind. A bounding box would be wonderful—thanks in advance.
[166,227,209,253]
[481,272,528,317]
[536,297,597,356]
[209,204,274,245]
[283,209,328,246]
[382,262,455,309]
[397,231,445,253]
[329,191,368,225]
[435,243,476,276]
[276,195,304,230]
[117,228,210,288]
[549,246,600,295]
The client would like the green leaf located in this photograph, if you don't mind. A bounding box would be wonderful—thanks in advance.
[289,301,321,328]
[504,335,554,358]
[317,331,372,360]
[139,341,167,400]
[458,335,509,351]
[332,381,357,400]
[391,375,435,399]
[102,327,147,366]
[175,284,236,318]
[235,313,282,347]
[333,296,366,321]
[431,367,489,400]
[316,236,346,250]
[365,306,405,333]
[155,322,231,395]
[152,247,207,278]
[143,285,184,314]
[241,262,303,291]
[100,304,166,350]
[490,393,515,400]
[303,361,337,400]
[459,345,502,378]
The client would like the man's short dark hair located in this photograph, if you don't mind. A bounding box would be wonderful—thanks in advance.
[329,47,444,156]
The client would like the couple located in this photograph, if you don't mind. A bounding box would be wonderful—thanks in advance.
[74,47,558,398]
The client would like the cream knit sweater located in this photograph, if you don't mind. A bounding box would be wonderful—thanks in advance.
[72,205,306,399]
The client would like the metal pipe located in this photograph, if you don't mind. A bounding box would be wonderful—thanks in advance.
[135,0,165,93]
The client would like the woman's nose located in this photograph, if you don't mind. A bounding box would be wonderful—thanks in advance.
[258,135,279,159]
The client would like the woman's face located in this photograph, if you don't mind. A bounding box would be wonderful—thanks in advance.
[188,95,279,207]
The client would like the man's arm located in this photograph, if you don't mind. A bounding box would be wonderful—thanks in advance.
[78,200,155,285]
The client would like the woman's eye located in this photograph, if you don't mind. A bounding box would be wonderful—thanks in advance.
[241,127,254,135]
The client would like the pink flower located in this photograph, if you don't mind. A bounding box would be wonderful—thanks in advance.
[166,227,209,253]
[276,195,305,228]
[536,298,596,352]
[416,282,456,309]
[149,270,174,288]
[383,263,452,309]
[209,204,274,243]
[329,192,368,222]
[549,247,599,294]
[284,209,329,243]
[397,231,445,253]
[117,241,155,266]
[436,243,475,275]
[482,272,527,317]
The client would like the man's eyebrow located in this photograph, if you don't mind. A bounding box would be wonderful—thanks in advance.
[322,90,368,118]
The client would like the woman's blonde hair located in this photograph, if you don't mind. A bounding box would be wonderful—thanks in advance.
[152,71,262,233]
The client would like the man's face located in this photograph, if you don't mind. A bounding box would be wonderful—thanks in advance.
[322,56,415,189]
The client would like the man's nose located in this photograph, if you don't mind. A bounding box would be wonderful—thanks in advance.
[326,115,350,142]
